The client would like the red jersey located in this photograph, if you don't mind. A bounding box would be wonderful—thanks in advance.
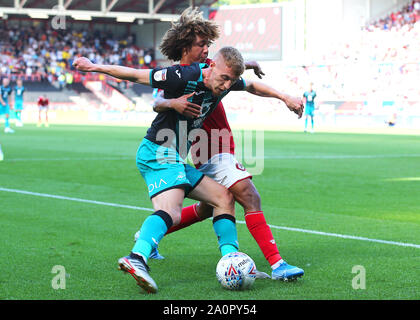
[192,101,235,167]
[38,96,49,106]
[191,58,235,167]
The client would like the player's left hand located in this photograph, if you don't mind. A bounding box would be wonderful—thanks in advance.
[283,95,304,119]
[73,57,95,72]
[246,61,265,79]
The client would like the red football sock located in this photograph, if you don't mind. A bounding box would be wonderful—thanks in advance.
[166,203,202,235]
[245,211,282,267]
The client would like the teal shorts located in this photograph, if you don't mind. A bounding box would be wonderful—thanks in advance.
[14,100,23,110]
[136,138,205,199]
[0,104,10,115]
[305,105,314,116]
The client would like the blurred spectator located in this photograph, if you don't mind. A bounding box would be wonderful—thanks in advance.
[65,72,73,89]
[144,51,152,67]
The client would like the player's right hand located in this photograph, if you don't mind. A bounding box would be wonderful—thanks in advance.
[284,95,304,119]
[246,61,265,79]
[72,57,94,72]
[170,92,202,119]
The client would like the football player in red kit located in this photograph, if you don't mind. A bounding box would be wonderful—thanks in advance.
[37,94,49,127]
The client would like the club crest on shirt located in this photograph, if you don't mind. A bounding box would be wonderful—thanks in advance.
[154,69,167,82]
[236,162,246,171]
[200,100,212,116]
[191,100,212,129]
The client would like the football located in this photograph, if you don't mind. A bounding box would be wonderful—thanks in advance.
[216,252,257,290]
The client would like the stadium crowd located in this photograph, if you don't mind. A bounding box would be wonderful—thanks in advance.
[1,1,419,108]
[0,23,156,84]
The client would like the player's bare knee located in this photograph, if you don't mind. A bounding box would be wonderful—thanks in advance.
[196,202,213,219]
[216,189,235,213]
[163,208,181,225]
[236,188,261,212]
[249,189,261,209]
[152,203,182,225]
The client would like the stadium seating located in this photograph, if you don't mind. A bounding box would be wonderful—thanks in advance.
[1,2,419,114]
[0,24,156,104]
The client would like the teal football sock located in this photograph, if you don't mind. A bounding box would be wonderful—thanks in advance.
[213,214,239,256]
[132,210,173,262]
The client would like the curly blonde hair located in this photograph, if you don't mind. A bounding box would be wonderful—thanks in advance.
[159,7,220,62]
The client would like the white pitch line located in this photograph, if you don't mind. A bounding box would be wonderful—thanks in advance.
[0,187,154,212]
[385,177,420,181]
[1,186,419,249]
[260,223,420,249]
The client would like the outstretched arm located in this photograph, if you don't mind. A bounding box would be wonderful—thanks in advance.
[244,80,304,118]
[73,57,151,85]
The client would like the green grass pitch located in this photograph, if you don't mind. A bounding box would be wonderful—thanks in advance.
[0,124,419,300]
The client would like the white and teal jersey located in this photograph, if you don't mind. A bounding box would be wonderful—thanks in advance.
[0,85,12,114]
[14,86,25,110]
[303,90,316,107]
[14,86,25,101]
[1,85,12,105]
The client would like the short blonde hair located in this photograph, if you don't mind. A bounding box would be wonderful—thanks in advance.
[215,46,245,78]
